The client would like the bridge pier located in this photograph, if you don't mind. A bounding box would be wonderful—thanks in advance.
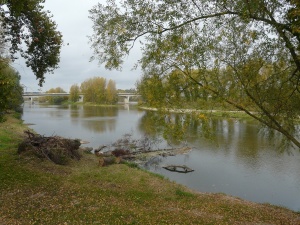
[29,97,35,104]
[78,95,84,102]
[124,96,130,104]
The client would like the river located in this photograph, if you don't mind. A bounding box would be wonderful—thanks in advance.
[21,102,300,211]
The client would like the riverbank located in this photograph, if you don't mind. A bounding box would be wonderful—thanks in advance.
[1,113,299,224]
[139,106,254,119]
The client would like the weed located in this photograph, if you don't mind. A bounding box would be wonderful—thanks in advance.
[124,161,139,168]
[146,171,165,180]
[175,188,194,197]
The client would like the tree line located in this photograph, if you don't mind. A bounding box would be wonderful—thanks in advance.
[39,77,118,105]
[137,69,218,109]
[137,64,300,113]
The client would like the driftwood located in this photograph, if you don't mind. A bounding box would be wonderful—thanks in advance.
[18,130,82,165]
[162,165,194,173]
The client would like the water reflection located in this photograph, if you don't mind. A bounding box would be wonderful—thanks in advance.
[22,103,144,147]
[68,105,118,133]
[140,111,290,159]
[138,111,300,211]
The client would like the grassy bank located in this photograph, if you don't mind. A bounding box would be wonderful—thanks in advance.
[0,114,299,224]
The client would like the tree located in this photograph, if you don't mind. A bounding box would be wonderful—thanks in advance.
[136,74,166,108]
[0,62,23,120]
[80,77,119,104]
[0,0,63,86]
[69,84,80,102]
[80,77,107,104]
[89,0,300,148]
[106,79,118,104]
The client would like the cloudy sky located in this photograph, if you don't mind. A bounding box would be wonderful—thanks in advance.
[13,0,141,92]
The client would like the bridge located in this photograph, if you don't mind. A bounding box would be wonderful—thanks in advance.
[117,93,141,104]
[22,92,140,104]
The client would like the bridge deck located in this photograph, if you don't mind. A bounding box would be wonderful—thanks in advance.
[23,92,140,97]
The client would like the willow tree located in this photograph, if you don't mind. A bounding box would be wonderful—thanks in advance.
[89,0,300,148]
[0,0,63,86]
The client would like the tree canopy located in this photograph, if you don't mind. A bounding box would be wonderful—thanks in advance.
[80,77,118,104]
[69,84,80,102]
[0,0,62,86]
[89,0,300,148]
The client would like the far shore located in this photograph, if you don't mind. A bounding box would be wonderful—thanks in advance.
[139,106,254,119]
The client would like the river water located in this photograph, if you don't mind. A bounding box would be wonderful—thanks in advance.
[21,103,300,211]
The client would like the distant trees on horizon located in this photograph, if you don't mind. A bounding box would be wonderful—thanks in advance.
[41,76,122,104]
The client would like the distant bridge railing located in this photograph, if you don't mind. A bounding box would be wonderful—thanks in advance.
[22,92,141,104]
[22,92,70,97]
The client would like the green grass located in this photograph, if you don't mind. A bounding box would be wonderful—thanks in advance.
[175,188,195,198]
[0,114,299,224]
[124,161,140,168]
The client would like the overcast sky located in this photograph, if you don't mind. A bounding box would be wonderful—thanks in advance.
[13,0,141,92]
